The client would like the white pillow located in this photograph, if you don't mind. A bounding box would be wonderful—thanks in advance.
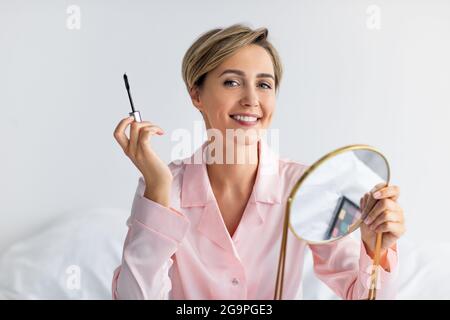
[0,208,129,299]
[395,237,450,299]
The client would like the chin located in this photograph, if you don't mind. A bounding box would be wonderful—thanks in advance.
[230,133,260,146]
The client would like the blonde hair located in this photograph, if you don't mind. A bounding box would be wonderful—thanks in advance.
[181,24,283,92]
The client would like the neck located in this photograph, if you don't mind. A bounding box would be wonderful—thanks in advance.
[205,141,259,193]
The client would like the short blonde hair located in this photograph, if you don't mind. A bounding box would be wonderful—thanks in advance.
[181,24,283,92]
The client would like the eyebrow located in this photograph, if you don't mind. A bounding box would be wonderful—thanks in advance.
[219,69,275,81]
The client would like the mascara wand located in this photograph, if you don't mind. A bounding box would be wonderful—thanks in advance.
[123,73,142,122]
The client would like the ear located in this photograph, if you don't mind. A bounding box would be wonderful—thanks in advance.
[189,86,203,112]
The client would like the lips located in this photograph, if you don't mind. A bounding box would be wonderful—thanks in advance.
[229,113,262,119]
[229,114,261,127]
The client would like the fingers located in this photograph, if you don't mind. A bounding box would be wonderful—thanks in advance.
[360,196,365,213]
[129,121,149,155]
[365,182,387,212]
[371,182,388,193]
[361,192,377,220]
[138,125,164,148]
[382,232,402,249]
[113,116,135,152]
[360,194,367,217]
[373,185,400,201]
[360,183,398,220]
[129,121,164,156]
[113,116,164,157]
[367,208,403,231]
[373,221,406,237]
[360,183,406,249]
[364,198,399,225]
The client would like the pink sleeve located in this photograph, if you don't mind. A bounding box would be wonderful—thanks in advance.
[112,177,190,300]
[308,236,398,300]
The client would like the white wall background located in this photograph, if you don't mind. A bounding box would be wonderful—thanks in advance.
[1,0,449,252]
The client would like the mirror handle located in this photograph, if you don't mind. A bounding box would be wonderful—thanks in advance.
[368,232,383,300]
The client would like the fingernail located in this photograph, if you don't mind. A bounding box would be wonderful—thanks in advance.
[373,191,381,199]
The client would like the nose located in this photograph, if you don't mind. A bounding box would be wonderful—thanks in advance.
[240,86,259,108]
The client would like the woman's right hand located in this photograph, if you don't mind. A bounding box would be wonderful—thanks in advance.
[113,116,173,207]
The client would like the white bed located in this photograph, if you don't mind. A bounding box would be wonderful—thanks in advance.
[0,208,448,299]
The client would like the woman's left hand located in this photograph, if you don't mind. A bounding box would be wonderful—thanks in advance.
[360,183,406,257]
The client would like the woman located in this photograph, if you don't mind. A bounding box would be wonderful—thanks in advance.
[112,24,405,299]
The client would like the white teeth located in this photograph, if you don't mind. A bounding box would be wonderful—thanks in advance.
[232,115,258,122]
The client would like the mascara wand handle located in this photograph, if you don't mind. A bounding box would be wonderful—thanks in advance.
[129,111,142,122]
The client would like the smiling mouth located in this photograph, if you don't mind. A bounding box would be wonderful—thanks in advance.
[229,114,261,126]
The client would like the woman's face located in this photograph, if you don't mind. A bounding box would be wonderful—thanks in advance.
[190,44,277,146]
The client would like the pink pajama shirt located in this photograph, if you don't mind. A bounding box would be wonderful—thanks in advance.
[112,139,398,299]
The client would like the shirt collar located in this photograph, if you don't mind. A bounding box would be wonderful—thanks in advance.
[180,138,281,210]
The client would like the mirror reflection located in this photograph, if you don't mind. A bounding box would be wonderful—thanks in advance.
[289,149,389,243]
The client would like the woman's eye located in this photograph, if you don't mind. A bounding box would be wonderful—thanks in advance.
[224,80,239,87]
[259,82,272,89]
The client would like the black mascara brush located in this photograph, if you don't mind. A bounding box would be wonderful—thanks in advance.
[123,73,142,122]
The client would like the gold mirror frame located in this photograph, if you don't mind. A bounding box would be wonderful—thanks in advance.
[273,144,390,300]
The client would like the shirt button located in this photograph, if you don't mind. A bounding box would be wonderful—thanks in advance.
[231,278,239,286]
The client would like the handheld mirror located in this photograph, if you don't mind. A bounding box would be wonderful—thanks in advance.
[274,145,390,300]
